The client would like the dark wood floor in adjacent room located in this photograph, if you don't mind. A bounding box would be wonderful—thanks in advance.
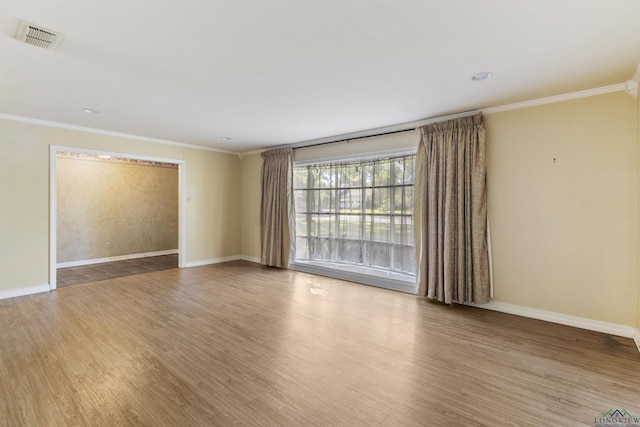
[57,254,178,287]
[1,261,639,426]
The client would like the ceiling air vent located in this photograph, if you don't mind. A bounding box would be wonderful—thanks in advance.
[16,21,63,50]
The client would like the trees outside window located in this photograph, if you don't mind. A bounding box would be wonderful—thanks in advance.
[293,154,416,277]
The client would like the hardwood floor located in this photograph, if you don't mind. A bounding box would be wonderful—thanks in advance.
[57,254,179,287]
[1,261,639,426]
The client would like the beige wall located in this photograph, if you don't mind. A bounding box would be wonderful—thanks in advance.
[238,91,639,328]
[184,148,241,261]
[240,153,262,260]
[2,89,639,330]
[56,158,179,263]
[486,91,638,327]
[0,121,49,290]
[0,119,241,292]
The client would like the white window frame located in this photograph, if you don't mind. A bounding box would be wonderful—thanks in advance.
[290,149,418,294]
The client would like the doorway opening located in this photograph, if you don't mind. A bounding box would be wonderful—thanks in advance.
[49,146,187,289]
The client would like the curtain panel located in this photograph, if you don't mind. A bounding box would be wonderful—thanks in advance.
[260,147,294,268]
[414,113,490,304]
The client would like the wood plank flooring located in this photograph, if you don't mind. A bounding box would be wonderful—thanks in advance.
[57,254,179,287]
[1,261,639,426]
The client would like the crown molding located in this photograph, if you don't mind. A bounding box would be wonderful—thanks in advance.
[626,80,639,97]
[482,83,628,114]
[239,81,630,156]
[0,113,238,155]
[624,63,640,97]
[1,73,635,159]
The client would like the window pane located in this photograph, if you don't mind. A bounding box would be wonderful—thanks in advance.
[296,237,308,259]
[373,161,390,187]
[337,164,361,188]
[393,159,404,185]
[294,190,307,213]
[296,214,308,237]
[293,155,415,278]
[311,214,332,238]
[338,188,361,213]
[293,168,307,189]
[402,245,416,273]
[394,187,403,214]
[308,168,320,188]
[405,217,414,243]
[325,214,335,238]
[339,214,362,240]
[309,215,320,237]
[371,215,391,242]
[363,163,374,187]
[308,190,317,212]
[393,244,403,272]
[404,158,415,185]
[308,237,320,259]
[362,241,372,266]
[338,240,362,264]
[319,189,332,213]
[370,242,390,269]
[373,188,390,214]
[393,216,413,245]
[403,187,414,214]
[364,188,373,213]
[318,166,333,188]
[320,238,333,260]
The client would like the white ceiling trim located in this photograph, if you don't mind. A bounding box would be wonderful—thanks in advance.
[242,81,630,156]
[0,113,237,155]
[0,80,631,158]
[483,82,628,114]
[624,63,640,98]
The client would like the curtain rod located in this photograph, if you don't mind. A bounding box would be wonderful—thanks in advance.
[248,109,481,155]
[285,110,482,152]
[292,128,413,151]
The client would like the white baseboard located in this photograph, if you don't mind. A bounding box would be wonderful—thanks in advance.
[185,255,243,268]
[185,255,261,268]
[239,255,261,264]
[634,329,640,353]
[466,301,636,339]
[57,249,179,268]
[0,284,51,300]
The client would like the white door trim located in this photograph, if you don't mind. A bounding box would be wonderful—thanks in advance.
[49,145,187,290]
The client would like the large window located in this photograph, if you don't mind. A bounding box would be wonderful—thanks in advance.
[293,154,416,279]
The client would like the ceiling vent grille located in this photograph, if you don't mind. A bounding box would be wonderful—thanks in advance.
[16,21,62,50]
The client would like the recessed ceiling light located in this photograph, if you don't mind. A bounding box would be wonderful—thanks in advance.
[220,137,232,141]
[81,108,99,114]
[98,155,111,159]
[471,72,493,81]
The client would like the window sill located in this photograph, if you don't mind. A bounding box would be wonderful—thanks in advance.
[290,261,417,294]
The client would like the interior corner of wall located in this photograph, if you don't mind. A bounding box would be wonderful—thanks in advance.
[625,80,638,97]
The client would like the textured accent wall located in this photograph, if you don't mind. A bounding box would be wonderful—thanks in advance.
[56,156,179,263]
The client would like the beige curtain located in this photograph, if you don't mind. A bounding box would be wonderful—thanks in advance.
[414,113,490,304]
[260,148,293,268]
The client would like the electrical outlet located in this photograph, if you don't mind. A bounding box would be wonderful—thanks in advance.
[106,241,111,248]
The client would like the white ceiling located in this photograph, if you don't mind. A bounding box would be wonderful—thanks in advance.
[1,1,639,153]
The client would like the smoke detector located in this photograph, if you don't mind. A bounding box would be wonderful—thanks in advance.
[15,21,63,50]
